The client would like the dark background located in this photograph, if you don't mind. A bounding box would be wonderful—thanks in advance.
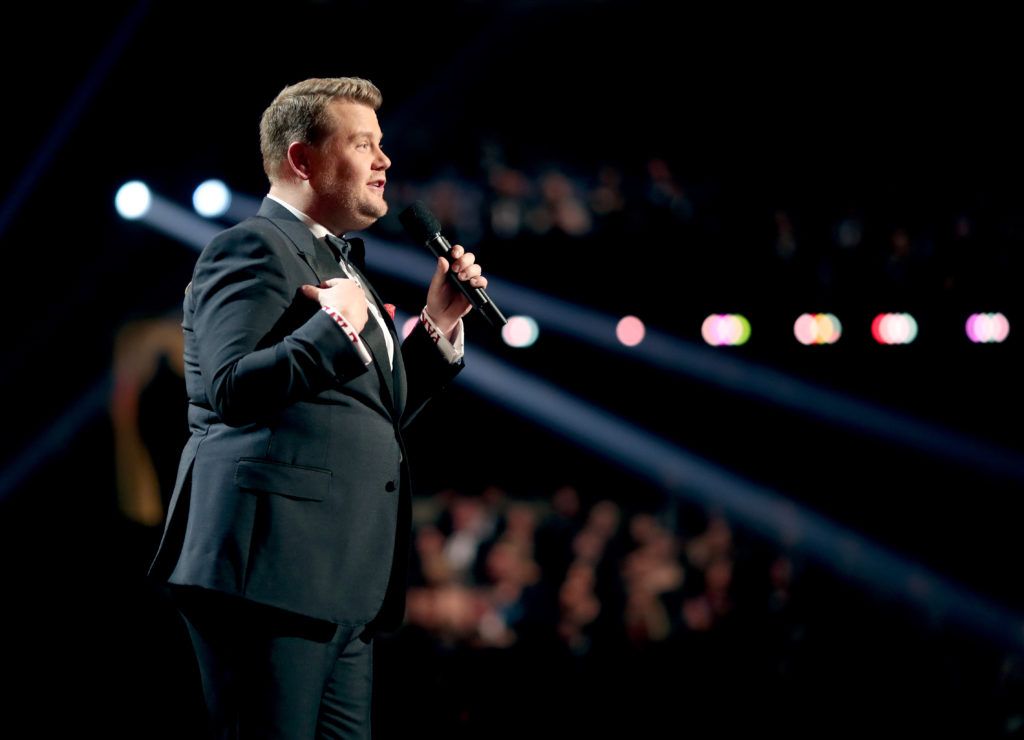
[1,1,1022,736]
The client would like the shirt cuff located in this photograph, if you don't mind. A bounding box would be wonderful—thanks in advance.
[420,308,465,364]
[322,307,373,365]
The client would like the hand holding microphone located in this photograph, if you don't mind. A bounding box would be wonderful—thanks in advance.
[400,201,508,330]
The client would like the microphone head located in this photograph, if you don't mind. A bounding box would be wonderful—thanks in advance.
[399,201,442,243]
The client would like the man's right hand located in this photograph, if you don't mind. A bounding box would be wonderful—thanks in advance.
[300,278,369,333]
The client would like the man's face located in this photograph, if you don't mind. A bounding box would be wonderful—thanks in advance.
[310,99,391,233]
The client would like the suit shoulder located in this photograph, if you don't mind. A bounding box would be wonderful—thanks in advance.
[198,217,292,264]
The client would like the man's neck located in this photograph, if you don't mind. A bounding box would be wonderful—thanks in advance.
[267,185,342,236]
[267,185,312,218]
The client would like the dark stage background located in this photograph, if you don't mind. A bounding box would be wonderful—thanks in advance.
[1,2,1022,737]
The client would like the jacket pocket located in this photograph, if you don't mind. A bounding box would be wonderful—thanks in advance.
[235,458,331,501]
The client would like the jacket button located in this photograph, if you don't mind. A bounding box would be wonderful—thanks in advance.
[385,480,397,492]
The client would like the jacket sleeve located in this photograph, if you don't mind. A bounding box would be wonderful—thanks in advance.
[398,318,464,430]
[191,227,369,427]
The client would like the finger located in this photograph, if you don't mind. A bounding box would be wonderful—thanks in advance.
[469,275,488,288]
[322,278,347,287]
[451,251,476,272]
[300,284,320,299]
[429,256,450,295]
[458,264,482,281]
[450,244,465,260]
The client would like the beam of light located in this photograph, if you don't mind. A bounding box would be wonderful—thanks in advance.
[359,235,1024,483]
[457,349,1024,651]
[0,376,110,502]
[114,185,220,249]
[0,0,150,239]
[223,191,262,223]
[145,197,222,249]
[177,180,261,225]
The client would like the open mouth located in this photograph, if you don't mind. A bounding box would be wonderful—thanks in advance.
[368,180,386,192]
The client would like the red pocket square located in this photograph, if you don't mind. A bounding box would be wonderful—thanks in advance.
[383,303,396,320]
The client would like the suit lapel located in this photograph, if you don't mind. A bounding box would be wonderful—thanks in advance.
[348,252,403,417]
[345,246,407,415]
[359,317,396,411]
[257,200,406,419]
[258,199,342,284]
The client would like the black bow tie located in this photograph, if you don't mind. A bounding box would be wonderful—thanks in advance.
[323,234,352,262]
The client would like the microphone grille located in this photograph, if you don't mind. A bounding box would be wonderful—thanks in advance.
[399,201,441,242]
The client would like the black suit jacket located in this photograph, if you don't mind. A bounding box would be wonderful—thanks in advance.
[150,198,461,632]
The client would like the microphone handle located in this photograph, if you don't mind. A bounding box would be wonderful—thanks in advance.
[425,234,507,328]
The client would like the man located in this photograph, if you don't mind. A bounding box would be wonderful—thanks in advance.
[149,77,487,739]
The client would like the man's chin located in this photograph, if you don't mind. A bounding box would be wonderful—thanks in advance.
[361,202,388,222]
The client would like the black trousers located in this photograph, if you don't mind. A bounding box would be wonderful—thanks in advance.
[173,587,373,740]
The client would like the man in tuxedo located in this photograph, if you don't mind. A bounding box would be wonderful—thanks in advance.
[149,77,487,739]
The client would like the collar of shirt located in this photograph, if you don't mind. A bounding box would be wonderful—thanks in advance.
[266,194,335,240]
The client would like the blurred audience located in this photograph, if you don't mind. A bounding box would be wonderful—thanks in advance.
[406,485,789,658]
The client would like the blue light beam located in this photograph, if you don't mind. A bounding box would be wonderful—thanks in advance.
[362,236,1024,483]
[458,348,1024,651]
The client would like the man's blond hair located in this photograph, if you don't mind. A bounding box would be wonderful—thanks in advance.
[259,77,382,181]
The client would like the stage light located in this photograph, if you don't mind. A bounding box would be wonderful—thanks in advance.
[794,313,842,345]
[794,314,817,345]
[502,316,539,348]
[701,314,751,346]
[966,313,1010,344]
[192,179,232,218]
[872,313,918,345]
[616,315,645,347]
[115,180,151,219]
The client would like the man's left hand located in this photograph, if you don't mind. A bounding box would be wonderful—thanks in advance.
[425,244,488,336]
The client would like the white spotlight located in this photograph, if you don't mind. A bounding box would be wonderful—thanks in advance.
[193,179,232,218]
[115,180,152,219]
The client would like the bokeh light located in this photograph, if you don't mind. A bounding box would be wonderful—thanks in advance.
[114,180,151,219]
[794,313,842,345]
[871,313,918,345]
[966,313,1010,343]
[501,315,539,348]
[701,314,751,346]
[192,179,232,218]
[616,315,645,347]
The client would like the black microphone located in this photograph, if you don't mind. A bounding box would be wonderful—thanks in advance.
[399,201,507,329]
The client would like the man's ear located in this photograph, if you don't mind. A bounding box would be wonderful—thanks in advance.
[285,141,314,181]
